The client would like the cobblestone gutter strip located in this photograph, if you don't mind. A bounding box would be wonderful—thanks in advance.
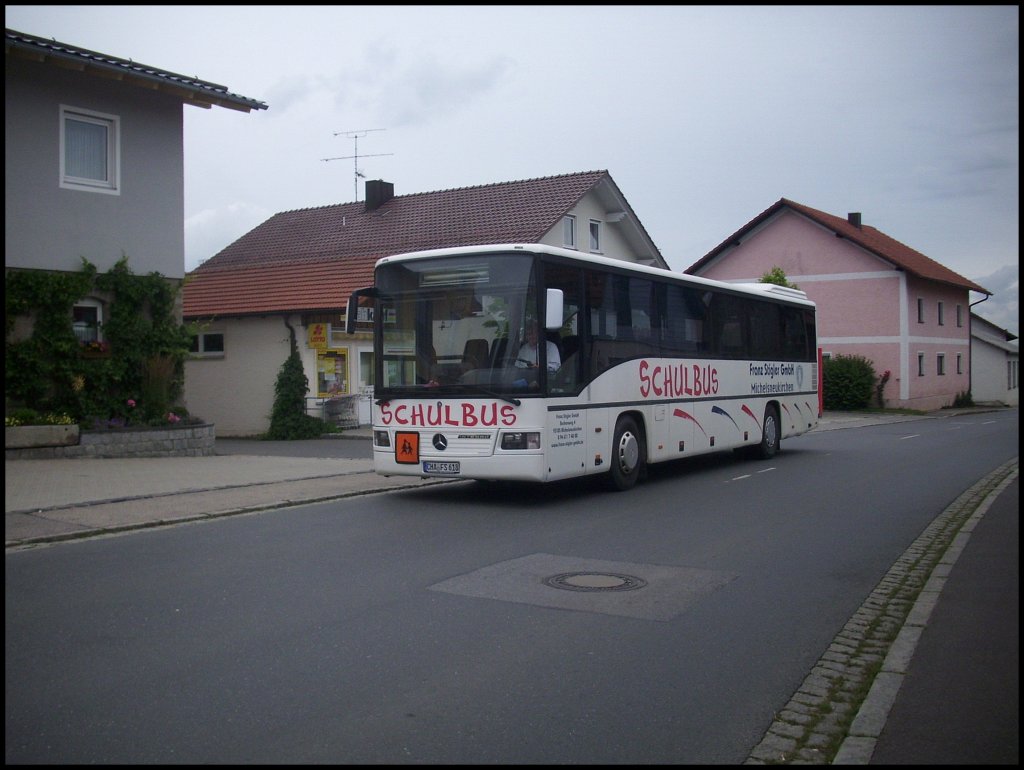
[744,457,1019,765]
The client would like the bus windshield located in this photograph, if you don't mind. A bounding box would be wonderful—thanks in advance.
[375,252,547,396]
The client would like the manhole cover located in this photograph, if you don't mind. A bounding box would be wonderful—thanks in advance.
[542,572,647,592]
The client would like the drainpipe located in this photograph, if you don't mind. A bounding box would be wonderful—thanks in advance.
[968,293,991,399]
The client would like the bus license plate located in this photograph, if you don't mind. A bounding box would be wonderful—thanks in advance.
[423,460,460,476]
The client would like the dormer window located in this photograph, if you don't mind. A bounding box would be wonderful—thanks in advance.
[589,220,602,252]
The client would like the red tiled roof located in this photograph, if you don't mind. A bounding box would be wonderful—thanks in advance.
[184,171,613,318]
[685,198,991,295]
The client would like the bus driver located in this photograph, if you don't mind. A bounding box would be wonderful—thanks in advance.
[516,321,560,372]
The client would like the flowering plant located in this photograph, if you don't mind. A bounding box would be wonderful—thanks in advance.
[80,340,111,355]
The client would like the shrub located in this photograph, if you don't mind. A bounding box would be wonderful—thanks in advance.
[823,354,876,410]
[952,390,974,407]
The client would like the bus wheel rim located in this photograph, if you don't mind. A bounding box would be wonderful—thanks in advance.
[617,431,639,474]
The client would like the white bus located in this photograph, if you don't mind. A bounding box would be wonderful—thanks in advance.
[347,244,820,491]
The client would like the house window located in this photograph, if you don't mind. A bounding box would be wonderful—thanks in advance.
[190,332,225,357]
[589,220,602,252]
[956,353,963,375]
[60,106,120,194]
[937,353,945,376]
[917,353,925,376]
[72,299,103,343]
[917,298,925,323]
[937,301,945,326]
[821,351,833,361]
[956,304,963,328]
[562,215,576,248]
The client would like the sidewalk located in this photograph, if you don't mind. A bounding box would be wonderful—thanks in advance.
[4,430,444,548]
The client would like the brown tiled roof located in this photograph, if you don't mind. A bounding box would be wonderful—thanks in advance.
[184,170,629,318]
[685,198,991,295]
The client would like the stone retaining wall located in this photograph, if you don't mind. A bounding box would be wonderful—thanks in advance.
[5,423,216,460]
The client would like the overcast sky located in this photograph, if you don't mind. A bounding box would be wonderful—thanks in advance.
[7,5,1019,334]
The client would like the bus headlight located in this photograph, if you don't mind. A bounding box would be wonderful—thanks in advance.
[374,430,391,448]
[501,431,541,450]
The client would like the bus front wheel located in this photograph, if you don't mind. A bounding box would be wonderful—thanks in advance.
[608,416,645,491]
[755,405,780,460]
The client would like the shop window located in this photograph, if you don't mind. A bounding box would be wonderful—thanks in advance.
[318,349,348,397]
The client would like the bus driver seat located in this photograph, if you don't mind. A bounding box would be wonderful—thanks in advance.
[462,338,489,371]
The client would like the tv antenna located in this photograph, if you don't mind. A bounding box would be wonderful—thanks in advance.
[321,128,393,201]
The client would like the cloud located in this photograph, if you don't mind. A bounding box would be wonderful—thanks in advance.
[328,43,515,128]
[185,202,272,271]
[971,264,1019,336]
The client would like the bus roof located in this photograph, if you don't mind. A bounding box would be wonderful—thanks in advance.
[375,243,816,308]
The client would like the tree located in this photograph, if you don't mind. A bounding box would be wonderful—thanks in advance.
[264,321,330,440]
[759,266,799,290]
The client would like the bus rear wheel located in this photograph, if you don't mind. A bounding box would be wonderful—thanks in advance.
[754,405,780,459]
[608,416,645,491]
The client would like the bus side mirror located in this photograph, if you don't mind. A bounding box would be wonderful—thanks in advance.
[545,288,563,331]
[345,287,378,334]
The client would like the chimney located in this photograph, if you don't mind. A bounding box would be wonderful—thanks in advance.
[365,180,394,212]
[847,212,862,229]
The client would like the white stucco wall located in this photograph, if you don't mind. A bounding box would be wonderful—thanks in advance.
[971,338,1019,406]
[537,192,639,260]
[184,316,296,436]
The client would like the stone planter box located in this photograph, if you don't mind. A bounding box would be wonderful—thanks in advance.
[5,424,79,449]
[5,423,216,460]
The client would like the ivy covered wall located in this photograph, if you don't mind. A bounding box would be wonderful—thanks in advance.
[5,257,194,426]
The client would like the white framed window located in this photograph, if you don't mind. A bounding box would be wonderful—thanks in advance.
[956,304,963,328]
[936,353,945,376]
[589,220,602,252]
[821,351,833,361]
[937,301,945,326]
[60,105,120,194]
[917,352,925,376]
[956,353,963,375]
[190,332,225,358]
[562,215,576,249]
[916,298,925,323]
[72,299,104,343]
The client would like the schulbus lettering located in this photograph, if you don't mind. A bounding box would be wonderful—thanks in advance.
[380,401,517,427]
[639,360,719,398]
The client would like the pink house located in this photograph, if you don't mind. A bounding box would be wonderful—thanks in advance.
[686,199,991,411]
